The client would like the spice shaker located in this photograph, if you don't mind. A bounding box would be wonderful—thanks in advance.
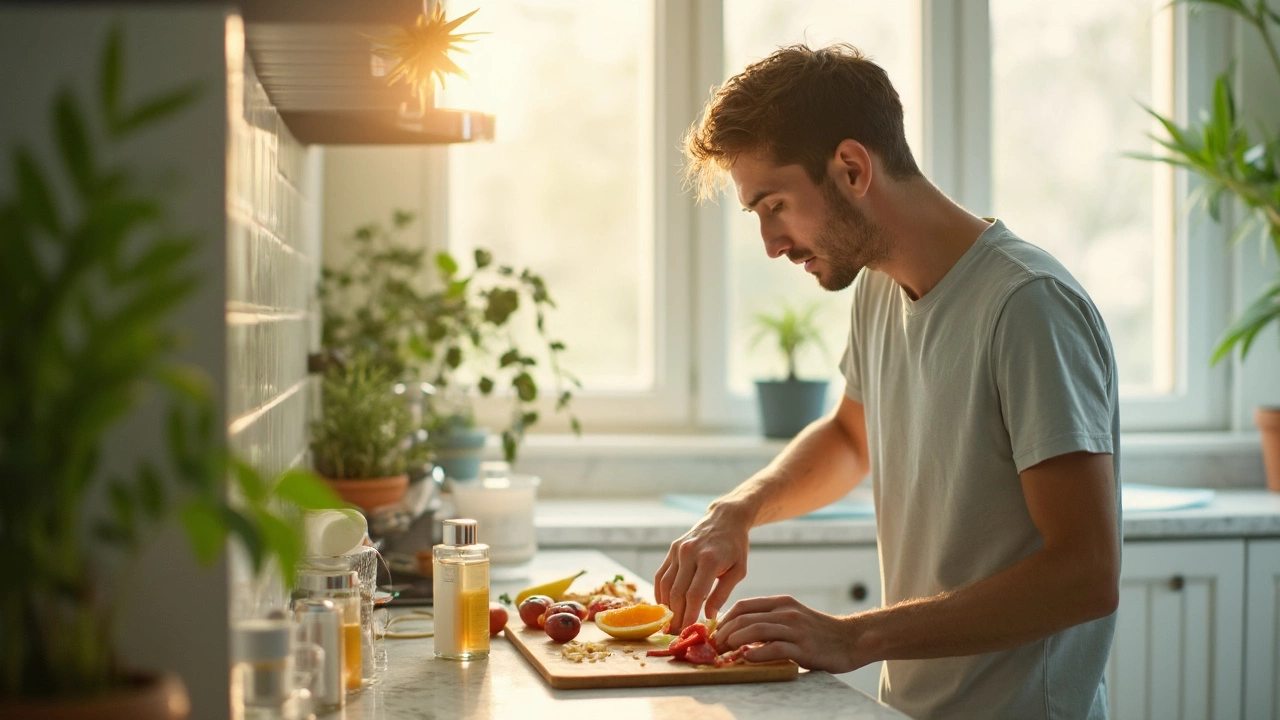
[433,518,490,660]
[293,599,344,711]
[297,570,362,691]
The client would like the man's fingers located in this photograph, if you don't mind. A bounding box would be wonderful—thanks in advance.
[667,550,699,632]
[653,552,674,606]
[680,569,717,632]
[719,594,791,624]
[743,640,802,665]
[703,563,746,622]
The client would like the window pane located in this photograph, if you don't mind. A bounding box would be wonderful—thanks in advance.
[991,0,1173,393]
[723,1,922,393]
[443,1,653,389]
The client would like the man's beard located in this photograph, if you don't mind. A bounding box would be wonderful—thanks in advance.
[807,180,890,291]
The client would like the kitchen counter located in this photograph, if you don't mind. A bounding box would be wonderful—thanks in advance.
[331,550,908,719]
[534,490,1280,548]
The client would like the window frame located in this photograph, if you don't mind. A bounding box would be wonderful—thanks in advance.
[432,0,1241,436]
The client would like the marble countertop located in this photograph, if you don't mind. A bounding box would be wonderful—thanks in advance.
[330,550,908,720]
[534,490,1280,548]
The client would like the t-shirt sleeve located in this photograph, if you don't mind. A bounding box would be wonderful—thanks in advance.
[992,277,1115,473]
[840,273,865,403]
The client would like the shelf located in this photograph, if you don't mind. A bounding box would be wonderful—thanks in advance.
[238,0,495,145]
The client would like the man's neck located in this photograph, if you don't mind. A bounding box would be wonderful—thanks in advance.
[871,179,991,301]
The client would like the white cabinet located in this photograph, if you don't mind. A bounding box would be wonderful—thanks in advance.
[1245,539,1280,720]
[1108,540,1245,720]
[633,546,885,698]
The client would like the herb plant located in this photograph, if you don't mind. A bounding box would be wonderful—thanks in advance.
[748,302,828,380]
[320,211,580,463]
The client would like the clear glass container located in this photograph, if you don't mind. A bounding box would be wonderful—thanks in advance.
[433,518,490,660]
[297,570,362,692]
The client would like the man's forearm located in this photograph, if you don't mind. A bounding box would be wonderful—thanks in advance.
[853,544,1119,663]
[711,412,869,528]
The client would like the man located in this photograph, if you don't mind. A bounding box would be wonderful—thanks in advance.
[654,44,1121,720]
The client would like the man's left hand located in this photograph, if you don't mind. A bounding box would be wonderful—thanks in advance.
[712,595,866,674]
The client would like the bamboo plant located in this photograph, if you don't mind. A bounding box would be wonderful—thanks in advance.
[1133,0,1280,363]
[0,26,339,699]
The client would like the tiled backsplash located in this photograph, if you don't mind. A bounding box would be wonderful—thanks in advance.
[225,51,320,611]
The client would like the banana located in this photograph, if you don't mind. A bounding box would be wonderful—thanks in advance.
[515,569,587,605]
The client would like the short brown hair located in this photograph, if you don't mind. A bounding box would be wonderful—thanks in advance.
[685,43,920,201]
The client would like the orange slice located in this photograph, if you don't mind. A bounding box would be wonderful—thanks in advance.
[594,603,674,640]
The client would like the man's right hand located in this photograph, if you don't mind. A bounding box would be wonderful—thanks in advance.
[653,499,755,632]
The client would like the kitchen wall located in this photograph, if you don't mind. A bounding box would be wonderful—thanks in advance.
[225,24,325,618]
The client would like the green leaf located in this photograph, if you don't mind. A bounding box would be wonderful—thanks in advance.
[484,287,519,325]
[474,248,492,269]
[435,251,459,278]
[445,345,462,369]
[501,431,518,463]
[549,341,566,352]
[118,236,197,283]
[272,468,342,510]
[477,376,495,395]
[113,84,202,137]
[54,89,94,195]
[231,457,269,504]
[222,506,264,574]
[521,411,539,427]
[499,349,520,367]
[256,510,301,586]
[512,372,537,402]
[13,148,60,234]
[138,465,166,519]
[180,500,225,565]
[101,24,123,123]
[393,209,415,228]
[1211,280,1280,363]
[154,365,212,404]
[570,417,583,435]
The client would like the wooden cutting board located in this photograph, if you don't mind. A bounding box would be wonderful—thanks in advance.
[504,621,800,690]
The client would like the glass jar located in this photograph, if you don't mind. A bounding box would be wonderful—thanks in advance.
[297,570,362,692]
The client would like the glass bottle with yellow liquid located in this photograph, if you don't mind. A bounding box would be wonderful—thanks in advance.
[298,570,363,692]
[433,518,490,660]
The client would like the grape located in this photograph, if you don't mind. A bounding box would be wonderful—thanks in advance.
[489,602,509,636]
[544,612,582,642]
[518,595,553,628]
[544,600,587,621]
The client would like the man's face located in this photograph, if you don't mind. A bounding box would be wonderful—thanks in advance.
[730,152,888,291]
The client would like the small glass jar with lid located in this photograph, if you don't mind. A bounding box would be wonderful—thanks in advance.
[297,570,362,692]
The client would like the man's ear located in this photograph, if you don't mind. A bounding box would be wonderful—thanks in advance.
[829,139,874,199]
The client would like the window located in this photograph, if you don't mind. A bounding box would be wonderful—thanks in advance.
[431,0,1232,435]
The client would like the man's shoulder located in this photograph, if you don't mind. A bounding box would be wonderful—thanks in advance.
[970,222,1092,306]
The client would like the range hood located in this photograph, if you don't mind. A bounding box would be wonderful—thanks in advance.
[238,0,495,145]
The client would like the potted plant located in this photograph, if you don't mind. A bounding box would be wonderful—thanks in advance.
[310,355,431,512]
[318,210,580,481]
[0,26,340,716]
[1134,0,1280,490]
[749,302,831,439]
[369,2,484,118]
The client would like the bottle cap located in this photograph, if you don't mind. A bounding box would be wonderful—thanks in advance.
[442,518,477,546]
[297,570,359,593]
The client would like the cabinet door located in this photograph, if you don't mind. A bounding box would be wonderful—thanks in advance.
[636,546,884,698]
[1109,540,1245,720]
[1245,539,1280,720]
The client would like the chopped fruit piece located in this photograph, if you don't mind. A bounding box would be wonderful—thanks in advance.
[684,641,718,665]
[595,603,674,640]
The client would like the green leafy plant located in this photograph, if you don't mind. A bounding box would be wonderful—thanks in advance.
[310,356,429,479]
[0,26,340,699]
[319,211,580,463]
[748,302,828,380]
[370,3,485,114]
[1133,0,1280,364]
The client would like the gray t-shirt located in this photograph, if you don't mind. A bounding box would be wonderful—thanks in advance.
[840,219,1120,720]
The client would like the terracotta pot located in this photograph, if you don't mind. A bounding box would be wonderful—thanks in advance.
[325,474,409,513]
[1257,407,1280,493]
[1,673,189,720]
